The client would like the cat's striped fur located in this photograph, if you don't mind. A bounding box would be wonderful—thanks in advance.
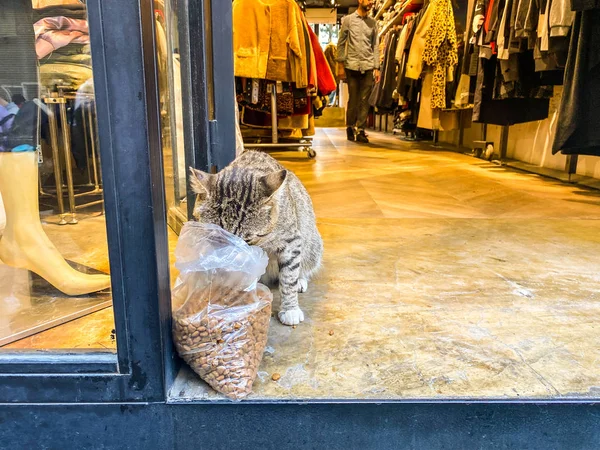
[190,151,323,326]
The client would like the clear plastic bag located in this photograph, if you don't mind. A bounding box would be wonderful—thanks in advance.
[172,222,272,400]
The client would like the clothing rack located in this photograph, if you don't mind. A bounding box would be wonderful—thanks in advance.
[367,0,594,186]
[242,84,316,158]
[233,0,334,159]
[42,88,103,225]
[374,0,395,20]
[378,0,422,37]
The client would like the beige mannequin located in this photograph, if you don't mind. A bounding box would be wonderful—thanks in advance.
[0,152,111,295]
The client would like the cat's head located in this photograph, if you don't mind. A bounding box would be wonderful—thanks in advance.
[189,166,287,245]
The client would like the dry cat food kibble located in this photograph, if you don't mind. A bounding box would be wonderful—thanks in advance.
[271,373,281,381]
[172,283,272,400]
[171,222,273,400]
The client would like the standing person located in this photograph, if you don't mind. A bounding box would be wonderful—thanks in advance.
[337,0,380,143]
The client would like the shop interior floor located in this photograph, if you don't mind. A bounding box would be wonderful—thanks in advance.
[172,128,600,401]
[5,128,600,400]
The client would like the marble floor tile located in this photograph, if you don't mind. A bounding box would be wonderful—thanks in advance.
[172,128,600,401]
[174,217,600,400]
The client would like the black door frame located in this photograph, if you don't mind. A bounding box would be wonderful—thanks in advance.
[0,0,236,405]
[2,0,600,446]
[178,0,236,219]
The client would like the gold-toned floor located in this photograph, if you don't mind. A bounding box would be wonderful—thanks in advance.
[7,128,600,400]
[174,128,600,400]
[0,209,115,350]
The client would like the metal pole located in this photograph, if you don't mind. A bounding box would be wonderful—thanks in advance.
[44,100,67,225]
[270,84,278,144]
[500,125,510,163]
[87,104,101,190]
[243,142,308,148]
[457,110,465,149]
[82,101,93,186]
[566,154,579,182]
[58,97,78,224]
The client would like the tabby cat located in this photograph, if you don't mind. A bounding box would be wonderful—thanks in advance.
[190,151,323,326]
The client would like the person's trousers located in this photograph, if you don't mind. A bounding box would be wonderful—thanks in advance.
[345,69,373,130]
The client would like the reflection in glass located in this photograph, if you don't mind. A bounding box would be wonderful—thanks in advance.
[156,0,188,233]
[0,0,114,350]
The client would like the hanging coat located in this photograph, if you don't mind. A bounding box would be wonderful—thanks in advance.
[379,30,400,109]
[552,7,600,156]
[232,0,305,84]
[472,54,550,125]
[422,0,458,109]
[405,4,434,79]
[306,24,336,96]
[370,30,399,111]
[324,43,339,83]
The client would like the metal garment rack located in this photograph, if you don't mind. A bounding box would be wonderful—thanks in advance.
[42,90,103,225]
[483,123,579,180]
[375,106,584,181]
[243,83,316,158]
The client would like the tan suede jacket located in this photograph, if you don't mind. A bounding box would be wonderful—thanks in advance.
[232,0,306,85]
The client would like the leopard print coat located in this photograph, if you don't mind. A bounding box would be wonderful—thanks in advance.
[422,0,459,109]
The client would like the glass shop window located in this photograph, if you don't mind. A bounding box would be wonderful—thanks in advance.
[160,0,600,403]
[0,0,115,351]
[155,0,188,235]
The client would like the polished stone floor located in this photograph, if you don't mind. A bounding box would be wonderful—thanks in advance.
[173,129,600,400]
[6,128,600,400]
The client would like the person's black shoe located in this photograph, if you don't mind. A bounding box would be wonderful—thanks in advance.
[346,127,355,141]
[356,130,369,143]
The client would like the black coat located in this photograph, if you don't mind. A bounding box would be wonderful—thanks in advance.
[370,31,399,111]
[552,7,600,156]
[472,54,550,126]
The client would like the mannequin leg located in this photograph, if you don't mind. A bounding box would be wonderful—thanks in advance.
[0,152,111,295]
[0,192,5,233]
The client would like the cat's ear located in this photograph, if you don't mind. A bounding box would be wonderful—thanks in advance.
[189,167,214,196]
[259,169,287,199]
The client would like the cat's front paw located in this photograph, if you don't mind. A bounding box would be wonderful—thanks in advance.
[297,278,308,293]
[278,308,305,326]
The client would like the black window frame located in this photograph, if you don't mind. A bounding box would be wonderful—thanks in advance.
[0,0,171,404]
[1,0,600,444]
[179,0,236,219]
